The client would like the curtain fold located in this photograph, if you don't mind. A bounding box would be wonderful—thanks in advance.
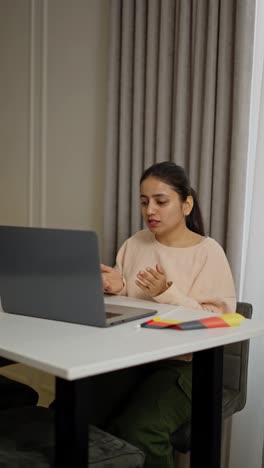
[103,0,255,293]
[225,0,256,283]
[131,0,147,235]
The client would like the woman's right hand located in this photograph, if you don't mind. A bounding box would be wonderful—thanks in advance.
[100,264,124,294]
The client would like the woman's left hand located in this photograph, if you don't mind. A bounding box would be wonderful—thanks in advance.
[135,264,171,297]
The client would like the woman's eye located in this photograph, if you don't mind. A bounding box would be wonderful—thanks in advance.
[140,199,168,206]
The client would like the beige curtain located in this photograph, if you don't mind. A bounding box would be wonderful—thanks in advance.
[103,0,255,292]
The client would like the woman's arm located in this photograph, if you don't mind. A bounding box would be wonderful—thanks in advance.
[102,240,128,295]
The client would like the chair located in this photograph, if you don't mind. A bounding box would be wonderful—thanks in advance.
[0,362,144,467]
[172,301,253,468]
[0,406,145,467]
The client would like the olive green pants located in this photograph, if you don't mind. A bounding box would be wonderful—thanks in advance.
[89,360,192,468]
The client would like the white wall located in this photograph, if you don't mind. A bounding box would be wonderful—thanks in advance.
[45,0,108,236]
[230,0,264,466]
[0,0,108,243]
[0,0,31,225]
[0,0,109,403]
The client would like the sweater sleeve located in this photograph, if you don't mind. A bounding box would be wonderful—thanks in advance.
[154,241,236,314]
[112,240,128,296]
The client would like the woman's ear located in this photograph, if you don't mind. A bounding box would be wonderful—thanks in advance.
[183,196,194,216]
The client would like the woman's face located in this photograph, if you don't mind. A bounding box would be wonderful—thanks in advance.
[140,176,193,241]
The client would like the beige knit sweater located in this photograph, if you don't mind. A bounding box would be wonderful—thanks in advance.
[115,230,236,315]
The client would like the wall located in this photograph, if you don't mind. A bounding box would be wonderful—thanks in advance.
[0,0,109,404]
[230,0,264,466]
[0,0,108,237]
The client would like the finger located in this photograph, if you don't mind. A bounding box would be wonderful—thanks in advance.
[137,270,154,281]
[100,263,113,273]
[135,280,149,291]
[137,271,155,286]
[146,267,160,280]
[156,264,165,275]
[104,284,114,294]
[102,278,110,289]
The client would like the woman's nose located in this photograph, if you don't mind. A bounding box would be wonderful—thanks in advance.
[146,202,156,215]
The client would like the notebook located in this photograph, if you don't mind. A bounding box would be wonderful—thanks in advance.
[0,226,157,327]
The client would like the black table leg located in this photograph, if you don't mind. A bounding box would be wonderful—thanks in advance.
[190,346,224,468]
[55,376,91,467]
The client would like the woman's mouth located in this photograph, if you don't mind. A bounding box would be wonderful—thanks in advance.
[147,219,160,228]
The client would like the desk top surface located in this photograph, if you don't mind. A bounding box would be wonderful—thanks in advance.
[1,296,264,380]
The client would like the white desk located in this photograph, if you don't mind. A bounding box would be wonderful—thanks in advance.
[0,299,264,468]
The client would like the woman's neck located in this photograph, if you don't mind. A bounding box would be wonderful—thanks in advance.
[155,226,203,248]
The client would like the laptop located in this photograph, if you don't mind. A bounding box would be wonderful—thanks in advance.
[0,226,157,327]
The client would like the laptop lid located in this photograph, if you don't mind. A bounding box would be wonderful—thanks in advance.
[0,226,156,327]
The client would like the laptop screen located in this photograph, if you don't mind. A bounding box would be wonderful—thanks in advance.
[0,226,106,326]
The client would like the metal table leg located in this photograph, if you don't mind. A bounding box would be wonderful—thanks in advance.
[190,346,224,468]
[55,377,91,467]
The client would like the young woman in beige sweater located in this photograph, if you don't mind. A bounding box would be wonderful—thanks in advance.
[100,162,236,468]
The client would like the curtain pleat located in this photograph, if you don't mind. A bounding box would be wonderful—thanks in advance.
[210,0,236,245]
[144,0,160,168]
[226,0,256,284]
[156,0,175,162]
[103,0,122,264]
[190,1,220,230]
[103,0,256,293]
[130,0,147,234]
[117,0,135,247]
[172,0,192,168]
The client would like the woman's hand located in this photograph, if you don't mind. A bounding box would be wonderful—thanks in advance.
[100,264,124,294]
[135,264,171,297]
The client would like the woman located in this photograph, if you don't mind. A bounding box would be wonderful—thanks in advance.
[101,162,236,468]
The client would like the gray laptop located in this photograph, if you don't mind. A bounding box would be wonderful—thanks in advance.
[0,226,156,327]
